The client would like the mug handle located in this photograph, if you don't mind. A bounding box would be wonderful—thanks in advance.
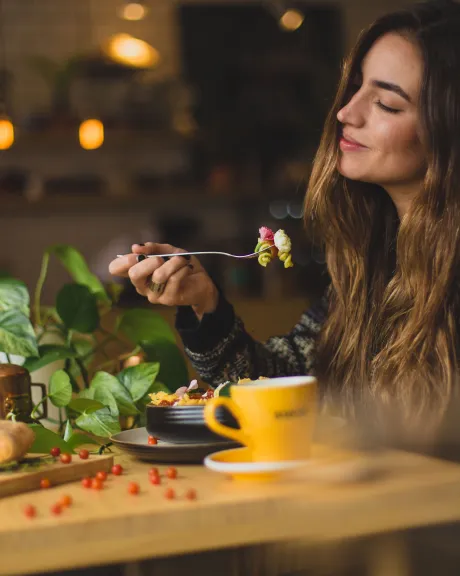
[31,383,48,419]
[204,397,250,446]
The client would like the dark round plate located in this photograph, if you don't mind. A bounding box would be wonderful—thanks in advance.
[110,428,238,464]
[145,404,239,444]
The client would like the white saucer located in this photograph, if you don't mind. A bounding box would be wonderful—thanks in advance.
[204,444,379,483]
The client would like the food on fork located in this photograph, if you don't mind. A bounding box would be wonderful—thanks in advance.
[274,229,294,268]
[255,226,294,268]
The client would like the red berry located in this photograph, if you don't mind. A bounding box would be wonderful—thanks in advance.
[81,476,92,489]
[79,449,89,460]
[185,488,197,501]
[128,482,140,495]
[111,464,123,476]
[164,487,175,500]
[166,466,177,480]
[148,467,159,476]
[51,503,62,516]
[24,504,36,518]
[92,478,104,490]
[50,447,61,457]
[150,474,161,485]
[59,494,73,508]
[96,471,108,481]
[148,436,158,445]
[40,478,51,489]
[60,453,72,464]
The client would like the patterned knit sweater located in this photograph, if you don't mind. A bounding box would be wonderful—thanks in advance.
[175,293,328,386]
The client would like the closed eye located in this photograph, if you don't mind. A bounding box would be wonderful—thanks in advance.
[376,100,401,114]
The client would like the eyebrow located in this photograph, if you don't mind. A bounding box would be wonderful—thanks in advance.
[371,79,411,102]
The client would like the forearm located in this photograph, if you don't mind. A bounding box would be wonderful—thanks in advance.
[176,293,326,386]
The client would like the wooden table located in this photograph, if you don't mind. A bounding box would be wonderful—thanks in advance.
[1,449,460,576]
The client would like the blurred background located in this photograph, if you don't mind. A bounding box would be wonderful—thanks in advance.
[0,0,414,338]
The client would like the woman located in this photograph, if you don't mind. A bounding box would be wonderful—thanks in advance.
[109,1,460,424]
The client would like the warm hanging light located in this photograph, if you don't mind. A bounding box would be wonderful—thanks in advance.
[0,116,14,149]
[107,34,160,68]
[79,119,104,150]
[118,2,147,21]
[0,0,13,150]
[279,9,304,31]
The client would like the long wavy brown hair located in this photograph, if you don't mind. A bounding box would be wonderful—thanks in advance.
[304,1,460,424]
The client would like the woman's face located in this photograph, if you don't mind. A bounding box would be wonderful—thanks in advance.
[337,33,426,190]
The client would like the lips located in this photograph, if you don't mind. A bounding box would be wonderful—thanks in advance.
[339,131,368,152]
[342,132,366,147]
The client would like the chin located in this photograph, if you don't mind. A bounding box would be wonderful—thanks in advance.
[337,159,375,182]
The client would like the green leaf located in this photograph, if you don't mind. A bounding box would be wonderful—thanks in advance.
[90,371,138,415]
[68,397,106,414]
[68,338,95,380]
[117,309,176,344]
[28,424,74,454]
[56,284,99,334]
[93,386,119,417]
[47,244,109,302]
[63,420,73,442]
[78,388,94,400]
[141,339,188,390]
[0,277,30,315]
[76,408,121,438]
[0,310,38,357]
[23,344,76,373]
[117,362,160,403]
[72,337,94,363]
[67,433,101,450]
[48,370,72,407]
[106,282,124,304]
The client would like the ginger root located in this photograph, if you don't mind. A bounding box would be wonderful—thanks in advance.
[0,421,35,464]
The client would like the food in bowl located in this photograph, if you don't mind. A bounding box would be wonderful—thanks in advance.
[149,380,214,407]
[146,377,269,444]
[148,377,269,407]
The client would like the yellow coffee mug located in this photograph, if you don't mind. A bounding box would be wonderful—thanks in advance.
[204,376,317,462]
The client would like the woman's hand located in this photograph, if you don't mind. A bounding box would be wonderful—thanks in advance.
[108,243,219,320]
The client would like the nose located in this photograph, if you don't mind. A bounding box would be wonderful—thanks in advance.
[337,91,366,127]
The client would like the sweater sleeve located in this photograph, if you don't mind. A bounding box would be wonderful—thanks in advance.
[175,292,327,386]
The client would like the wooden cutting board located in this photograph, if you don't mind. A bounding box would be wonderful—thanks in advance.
[0,453,114,498]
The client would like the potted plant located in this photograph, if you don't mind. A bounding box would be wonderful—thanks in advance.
[0,244,189,454]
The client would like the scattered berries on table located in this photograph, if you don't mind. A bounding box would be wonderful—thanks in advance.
[128,482,140,495]
[50,447,61,458]
[166,467,177,480]
[60,453,72,464]
[40,478,51,490]
[185,489,197,501]
[96,471,108,482]
[79,449,89,460]
[24,504,36,518]
[164,488,175,500]
[111,464,123,476]
[81,477,92,489]
[150,474,161,486]
[92,478,104,490]
[51,503,62,516]
[148,436,158,445]
[59,495,73,508]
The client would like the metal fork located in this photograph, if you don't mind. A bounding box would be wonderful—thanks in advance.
[116,245,274,260]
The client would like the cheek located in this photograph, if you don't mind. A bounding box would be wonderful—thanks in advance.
[376,120,425,168]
